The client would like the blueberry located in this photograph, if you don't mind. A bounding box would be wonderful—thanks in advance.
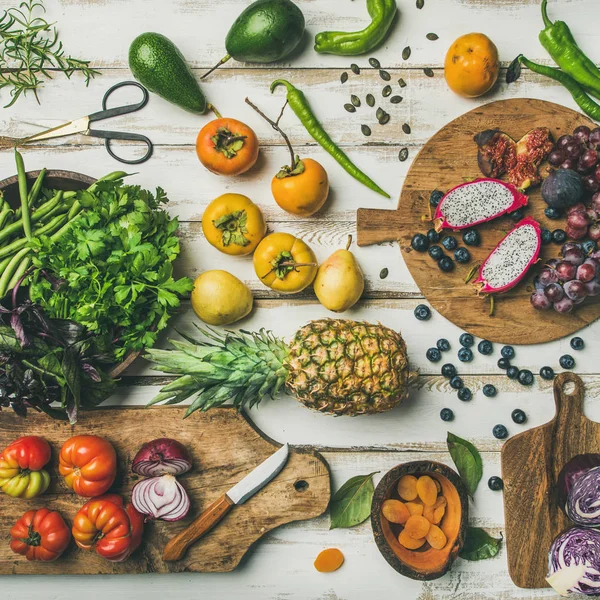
[442,236,458,251]
[454,247,471,264]
[459,333,475,347]
[440,408,454,422]
[540,366,555,380]
[438,256,454,272]
[478,340,493,355]
[507,366,519,379]
[510,208,525,221]
[449,376,463,389]
[511,409,527,424]
[428,245,444,261]
[441,363,457,378]
[488,476,504,491]
[458,387,472,401]
[426,348,442,362]
[501,346,515,360]
[545,206,562,220]
[570,337,585,351]
[483,384,497,397]
[430,190,444,207]
[497,357,511,370]
[493,424,509,439]
[411,233,429,252]
[458,347,473,362]
[414,304,431,321]
[552,229,567,244]
[437,338,450,352]
[541,228,552,245]
[462,229,481,246]
[517,369,534,386]
[583,240,598,254]
[560,354,575,370]
[427,228,441,243]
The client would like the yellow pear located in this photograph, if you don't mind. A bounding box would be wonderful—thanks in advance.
[314,236,364,312]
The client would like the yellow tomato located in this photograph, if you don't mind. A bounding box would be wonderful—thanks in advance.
[253,232,318,294]
[202,193,266,256]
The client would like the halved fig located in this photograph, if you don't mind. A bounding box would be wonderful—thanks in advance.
[474,129,517,179]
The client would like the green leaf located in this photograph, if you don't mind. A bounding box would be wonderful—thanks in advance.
[61,349,81,421]
[459,527,503,561]
[330,472,378,529]
[447,432,483,496]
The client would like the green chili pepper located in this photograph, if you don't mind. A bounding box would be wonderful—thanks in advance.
[270,79,390,198]
[314,0,397,56]
[518,55,600,121]
[539,0,600,99]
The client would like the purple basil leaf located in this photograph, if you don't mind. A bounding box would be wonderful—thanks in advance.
[81,362,101,382]
[10,313,28,347]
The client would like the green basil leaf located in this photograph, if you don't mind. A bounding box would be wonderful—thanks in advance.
[330,472,378,529]
[447,432,483,496]
[459,527,503,561]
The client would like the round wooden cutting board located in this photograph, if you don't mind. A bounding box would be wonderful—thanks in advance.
[358,98,600,344]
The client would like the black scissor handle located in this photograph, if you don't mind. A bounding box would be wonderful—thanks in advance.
[88,129,154,165]
[88,81,150,122]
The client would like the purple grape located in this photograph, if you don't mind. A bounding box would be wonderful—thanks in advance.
[539,267,560,286]
[590,127,600,149]
[579,148,599,172]
[531,291,552,310]
[548,149,565,167]
[546,258,560,269]
[561,244,586,266]
[557,134,574,149]
[577,260,597,282]
[584,175,600,192]
[564,279,587,300]
[544,283,565,302]
[554,296,574,314]
[561,158,577,170]
[574,125,592,144]
[592,191,600,211]
[567,211,590,230]
[556,261,577,281]
[589,224,600,242]
[565,142,583,159]
[585,279,600,297]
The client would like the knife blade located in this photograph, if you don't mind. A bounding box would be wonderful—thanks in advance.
[162,443,289,561]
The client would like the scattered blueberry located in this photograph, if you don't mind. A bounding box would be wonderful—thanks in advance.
[583,240,598,254]
[510,208,525,221]
[478,340,493,355]
[454,247,471,263]
[449,376,463,389]
[540,366,555,380]
[438,256,455,272]
[442,236,458,251]
[541,228,552,245]
[441,363,457,378]
[544,206,562,220]
[411,233,429,252]
[427,228,441,243]
[552,229,567,244]
[507,366,519,379]
[570,337,585,351]
[428,245,444,261]
[462,229,481,246]
[488,476,504,491]
[560,354,575,370]
[511,409,527,424]
[426,348,442,362]
[440,408,454,422]
[430,190,444,207]
[414,304,431,321]
[459,333,475,347]
[483,384,497,397]
[517,369,534,386]
[458,387,472,401]
[497,357,511,370]
[501,346,515,360]
[437,338,450,352]
[458,347,473,362]
[493,424,509,439]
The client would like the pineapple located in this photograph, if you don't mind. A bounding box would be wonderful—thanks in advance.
[144,319,410,417]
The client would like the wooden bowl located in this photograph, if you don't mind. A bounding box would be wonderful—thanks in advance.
[371,461,469,581]
[0,170,138,378]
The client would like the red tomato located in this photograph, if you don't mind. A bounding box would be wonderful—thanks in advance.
[59,435,117,497]
[124,503,144,559]
[10,508,71,562]
[2,436,51,471]
[0,436,52,498]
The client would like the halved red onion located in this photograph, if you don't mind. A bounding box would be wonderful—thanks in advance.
[132,438,192,477]
[132,475,191,522]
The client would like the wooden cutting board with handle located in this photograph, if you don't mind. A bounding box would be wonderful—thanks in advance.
[501,372,600,588]
[0,407,330,574]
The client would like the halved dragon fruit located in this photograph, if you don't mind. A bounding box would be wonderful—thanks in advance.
[434,178,528,232]
[473,217,542,294]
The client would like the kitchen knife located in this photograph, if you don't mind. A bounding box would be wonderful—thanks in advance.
[162,443,289,561]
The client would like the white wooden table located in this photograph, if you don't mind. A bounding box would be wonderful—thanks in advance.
[2,0,599,597]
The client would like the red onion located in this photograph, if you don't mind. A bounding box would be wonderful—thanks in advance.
[132,438,192,477]
[131,475,191,522]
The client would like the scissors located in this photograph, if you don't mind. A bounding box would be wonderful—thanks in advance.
[18,81,153,165]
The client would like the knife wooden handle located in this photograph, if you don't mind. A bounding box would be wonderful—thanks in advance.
[162,493,234,562]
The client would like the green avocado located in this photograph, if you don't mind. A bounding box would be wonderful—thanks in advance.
[225,0,305,63]
[129,33,207,115]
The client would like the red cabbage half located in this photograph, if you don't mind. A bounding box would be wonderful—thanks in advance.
[547,527,600,596]
[566,466,600,526]
[558,454,600,513]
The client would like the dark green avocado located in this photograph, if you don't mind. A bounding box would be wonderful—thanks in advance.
[129,33,207,115]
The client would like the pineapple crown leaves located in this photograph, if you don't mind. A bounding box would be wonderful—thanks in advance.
[144,324,289,417]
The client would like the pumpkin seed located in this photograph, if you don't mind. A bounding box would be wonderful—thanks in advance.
[379,69,391,81]
[382,85,392,97]
[351,94,361,107]
[390,95,403,104]
[379,112,390,125]
[376,107,385,120]
[351,63,360,74]
[416,0,424,8]
[402,46,411,60]
[398,147,409,161]
[341,72,348,84]
[380,268,389,279]
[344,103,356,113]
[369,57,380,68]
[426,33,439,41]
[361,124,372,137]
[366,93,375,107]
[424,67,434,77]
[402,123,411,134]
[398,78,407,88]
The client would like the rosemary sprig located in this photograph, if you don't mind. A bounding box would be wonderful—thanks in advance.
[0,0,100,108]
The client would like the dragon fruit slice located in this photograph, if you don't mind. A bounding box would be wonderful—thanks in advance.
[473,217,542,294]
[434,178,528,232]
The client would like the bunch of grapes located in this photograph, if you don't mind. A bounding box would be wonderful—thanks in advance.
[565,196,600,241]
[531,243,600,313]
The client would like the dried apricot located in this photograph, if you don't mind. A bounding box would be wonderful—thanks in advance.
[397,475,418,501]
[432,505,446,525]
[416,475,438,506]
[423,504,435,523]
[405,501,424,517]
[314,548,344,572]
[381,499,410,525]
[426,525,447,550]
[399,529,426,550]
[404,515,431,540]
[433,478,442,494]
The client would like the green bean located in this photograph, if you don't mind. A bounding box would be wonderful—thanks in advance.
[14,150,32,240]
[0,202,13,232]
[67,201,82,220]
[0,214,67,259]
[6,256,30,292]
[27,168,46,208]
[87,171,128,193]
[0,248,29,298]
[0,255,13,279]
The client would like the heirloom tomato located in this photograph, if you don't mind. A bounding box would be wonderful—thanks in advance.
[0,436,51,499]
[10,508,70,561]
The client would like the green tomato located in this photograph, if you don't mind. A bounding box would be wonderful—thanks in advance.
[0,469,51,499]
